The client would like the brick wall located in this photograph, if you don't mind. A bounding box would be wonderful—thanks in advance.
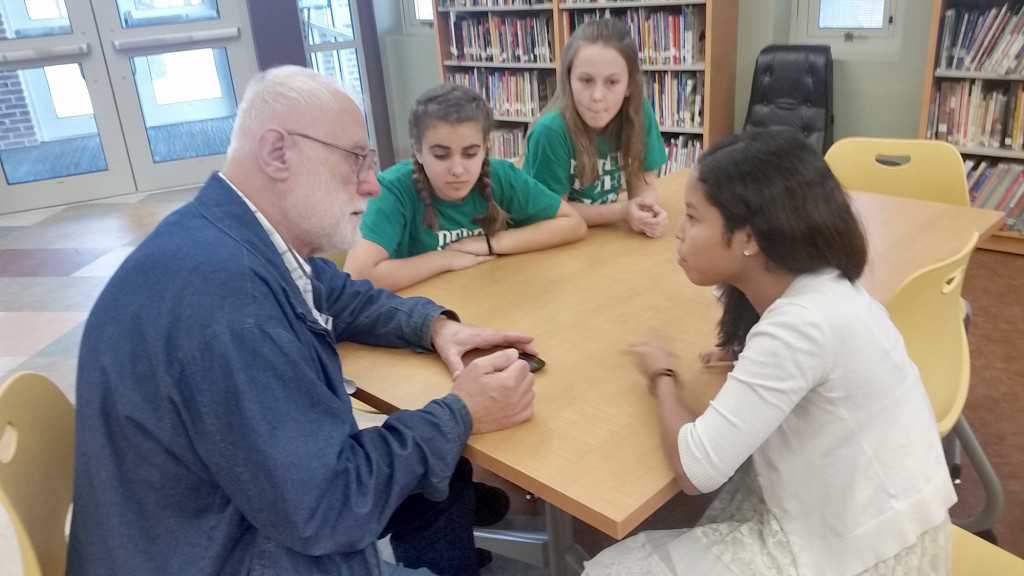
[0,10,40,150]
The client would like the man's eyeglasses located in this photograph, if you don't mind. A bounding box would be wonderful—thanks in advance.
[286,130,379,182]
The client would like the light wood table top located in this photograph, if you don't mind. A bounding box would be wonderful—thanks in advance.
[338,169,1003,539]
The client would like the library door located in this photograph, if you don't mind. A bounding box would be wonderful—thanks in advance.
[0,0,258,215]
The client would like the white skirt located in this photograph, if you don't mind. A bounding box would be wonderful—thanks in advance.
[582,461,951,576]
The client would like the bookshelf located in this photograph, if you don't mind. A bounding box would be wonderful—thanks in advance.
[431,0,736,172]
[919,0,1024,255]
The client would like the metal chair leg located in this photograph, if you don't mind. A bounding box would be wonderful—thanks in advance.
[473,500,589,575]
[950,416,1004,534]
[944,434,962,484]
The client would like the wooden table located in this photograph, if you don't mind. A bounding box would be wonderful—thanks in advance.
[339,169,1003,569]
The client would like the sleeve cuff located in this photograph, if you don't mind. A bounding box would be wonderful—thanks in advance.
[677,422,729,494]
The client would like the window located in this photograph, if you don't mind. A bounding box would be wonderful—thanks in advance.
[791,0,903,60]
[817,0,888,31]
[403,0,433,33]
[25,0,67,20]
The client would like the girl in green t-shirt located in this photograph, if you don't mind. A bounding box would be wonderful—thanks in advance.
[522,18,669,238]
[345,84,586,292]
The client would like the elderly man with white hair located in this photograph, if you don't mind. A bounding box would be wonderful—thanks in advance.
[66,65,536,576]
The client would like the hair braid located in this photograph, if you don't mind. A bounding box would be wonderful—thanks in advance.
[473,157,509,235]
[412,158,440,231]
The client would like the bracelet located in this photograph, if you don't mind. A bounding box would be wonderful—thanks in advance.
[485,234,497,256]
[647,368,679,397]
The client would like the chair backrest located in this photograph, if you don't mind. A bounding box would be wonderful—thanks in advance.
[0,372,74,576]
[319,250,348,269]
[824,137,970,206]
[886,233,978,437]
[742,44,834,153]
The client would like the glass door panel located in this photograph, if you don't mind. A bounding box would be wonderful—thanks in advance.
[0,0,71,38]
[0,0,256,214]
[91,0,256,192]
[309,48,363,111]
[131,47,236,163]
[0,63,106,184]
[300,0,354,45]
[0,0,135,214]
[114,0,220,28]
[299,0,375,149]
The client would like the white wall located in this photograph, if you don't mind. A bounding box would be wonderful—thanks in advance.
[734,0,932,141]
[373,0,441,162]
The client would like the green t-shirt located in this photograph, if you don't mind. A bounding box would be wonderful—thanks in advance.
[361,158,563,258]
[522,98,667,205]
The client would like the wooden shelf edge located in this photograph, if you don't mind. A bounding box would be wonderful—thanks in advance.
[443,59,557,69]
[979,231,1024,255]
[956,145,1024,161]
[641,64,704,72]
[659,126,702,134]
[933,69,1024,81]
[493,115,537,123]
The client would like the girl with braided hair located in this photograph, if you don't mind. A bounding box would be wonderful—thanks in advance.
[345,84,586,292]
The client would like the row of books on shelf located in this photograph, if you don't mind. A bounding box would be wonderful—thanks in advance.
[646,71,703,130]
[562,6,705,66]
[441,0,547,7]
[490,127,526,159]
[926,79,1024,151]
[966,157,1024,232]
[487,132,698,177]
[937,2,1024,75]
[448,14,554,64]
[446,69,555,119]
[659,135,701,177]
[486,130,699,179]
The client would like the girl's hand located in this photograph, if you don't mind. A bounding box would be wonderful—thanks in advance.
[441,245,495,271]
[625,331,680,381]
[698,347,738,368]
[626,198,668,238]
[446,235,491,257]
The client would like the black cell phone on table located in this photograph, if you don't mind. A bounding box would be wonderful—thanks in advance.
[462,348,546,373]
[517,352,546,373]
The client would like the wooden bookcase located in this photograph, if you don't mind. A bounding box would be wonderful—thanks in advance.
[919,0,1024,255]
[431,0,736,171]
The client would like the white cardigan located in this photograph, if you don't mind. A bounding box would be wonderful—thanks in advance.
[679,269,956,576]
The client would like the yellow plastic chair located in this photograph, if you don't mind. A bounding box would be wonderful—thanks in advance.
[825,137,974,326]
[829,136,984,491]
[0,372,75,576]
[887,233,977,437]
[953,525,1024,575]
[319,249,348,270]
[824,137,970,206]
[886,233,1003,534]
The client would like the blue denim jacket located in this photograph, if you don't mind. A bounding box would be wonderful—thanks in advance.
[66,175,472,575]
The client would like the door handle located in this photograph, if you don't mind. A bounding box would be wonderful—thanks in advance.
[111,27,240,51]
[0,43,90,64]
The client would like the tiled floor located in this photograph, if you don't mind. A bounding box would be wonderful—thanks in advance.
[0,189,199,576]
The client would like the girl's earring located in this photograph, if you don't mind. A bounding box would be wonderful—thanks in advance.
[742,250,752,257]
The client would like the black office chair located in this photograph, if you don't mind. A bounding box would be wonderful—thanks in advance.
[742,44,834,154]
